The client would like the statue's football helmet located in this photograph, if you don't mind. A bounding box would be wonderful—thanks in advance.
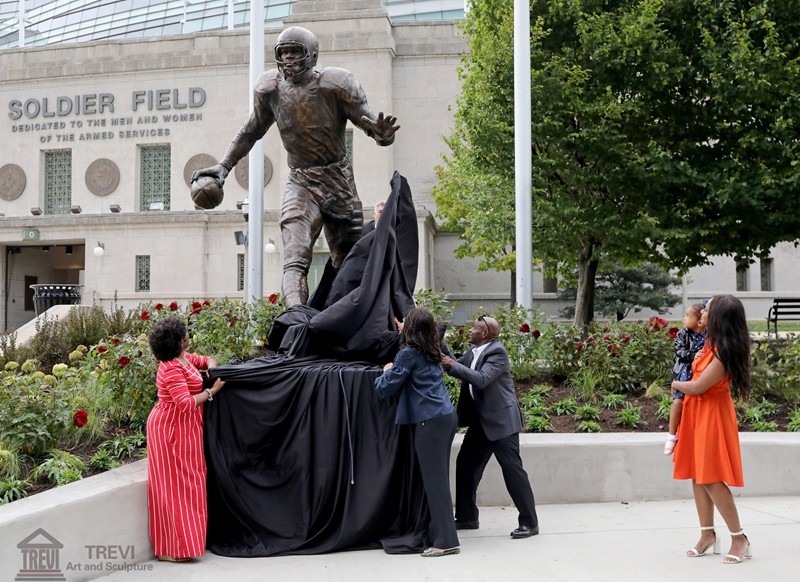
[274,27,319,78]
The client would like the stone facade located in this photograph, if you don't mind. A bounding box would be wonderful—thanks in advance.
[0,2,470,330]
[1,0,798,331]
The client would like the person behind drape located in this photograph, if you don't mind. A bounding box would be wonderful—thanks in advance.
[375,308,460,557]
[146,316,225,562]
[672,294,752,564]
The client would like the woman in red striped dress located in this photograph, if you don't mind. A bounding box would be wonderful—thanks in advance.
[146,316,224,562]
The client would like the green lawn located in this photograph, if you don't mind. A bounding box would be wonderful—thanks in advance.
[748,321,800,333]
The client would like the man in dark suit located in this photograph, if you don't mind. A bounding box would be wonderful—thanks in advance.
[441,316,539,539]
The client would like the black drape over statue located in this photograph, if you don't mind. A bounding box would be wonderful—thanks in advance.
[204,173,431,556]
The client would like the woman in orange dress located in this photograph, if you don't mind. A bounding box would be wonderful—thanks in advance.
[146,316,225,562]
[672,294,751,565]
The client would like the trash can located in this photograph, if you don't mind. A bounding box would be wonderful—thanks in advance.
[30,284,84,316]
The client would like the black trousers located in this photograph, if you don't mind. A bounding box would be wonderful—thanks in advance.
[455,421,538,529]
[413,411,459,549]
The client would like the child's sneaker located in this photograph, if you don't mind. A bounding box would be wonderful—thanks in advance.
[664,434,678,455]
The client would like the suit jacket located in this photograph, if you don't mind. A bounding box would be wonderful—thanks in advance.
[448,340,522,441]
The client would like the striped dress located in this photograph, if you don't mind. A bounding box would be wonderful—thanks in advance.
[146,352,210,559]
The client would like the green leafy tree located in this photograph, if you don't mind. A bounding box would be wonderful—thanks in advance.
[434,0,800,326]
[559,262,682,321]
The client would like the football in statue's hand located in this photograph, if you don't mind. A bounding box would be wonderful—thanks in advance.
[191,175,224,209]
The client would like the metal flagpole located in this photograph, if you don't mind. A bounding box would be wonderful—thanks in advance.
[247,0,265,304]
[514,0,532,311]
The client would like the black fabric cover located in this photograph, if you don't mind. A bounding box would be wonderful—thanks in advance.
[205,173,430,556]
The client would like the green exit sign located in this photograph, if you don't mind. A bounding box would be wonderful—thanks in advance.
[23,228,40,241]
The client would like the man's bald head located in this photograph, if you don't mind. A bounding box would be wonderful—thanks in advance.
[481,316,500,341]
[468,315,500,346]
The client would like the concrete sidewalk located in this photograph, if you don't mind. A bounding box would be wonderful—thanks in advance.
[94,495,799,582]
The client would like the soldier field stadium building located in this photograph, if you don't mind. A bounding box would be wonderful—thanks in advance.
[0,0,797,331]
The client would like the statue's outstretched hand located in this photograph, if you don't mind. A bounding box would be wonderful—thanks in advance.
[191,164,229,186]
[361,112,400,146]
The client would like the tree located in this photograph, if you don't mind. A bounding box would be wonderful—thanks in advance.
[559,262,682,321]
[433,0,800,326]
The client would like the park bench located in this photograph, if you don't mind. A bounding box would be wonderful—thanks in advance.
[766,298,800,337]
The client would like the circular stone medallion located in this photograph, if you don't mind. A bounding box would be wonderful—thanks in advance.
[235,155,273,190]
[183,154,218,187]
[85,159,120,197]
[0,164,27,201]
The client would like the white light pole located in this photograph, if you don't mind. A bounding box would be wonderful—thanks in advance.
[247,0,265,304]
[514,0,532,311]
[18,0,25,47]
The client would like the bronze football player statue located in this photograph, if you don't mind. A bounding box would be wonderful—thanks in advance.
[193,26,400,308]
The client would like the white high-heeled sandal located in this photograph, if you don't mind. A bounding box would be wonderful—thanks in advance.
[664,434,678,455]
[722,530,752,564]
[686,525,720,557]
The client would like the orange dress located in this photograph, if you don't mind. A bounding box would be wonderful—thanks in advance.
[673,347,743,486]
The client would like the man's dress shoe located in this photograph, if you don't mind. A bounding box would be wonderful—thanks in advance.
[510,525,539,539]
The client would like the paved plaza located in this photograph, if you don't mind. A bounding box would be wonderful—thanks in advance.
[93,496,798,582]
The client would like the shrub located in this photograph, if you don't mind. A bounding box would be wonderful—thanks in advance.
[97,433,146,461]
[574,405,600,421]
[0,364,91,457]
[576,420,602,433]
[786,407,800,432]
[83,334,157,430]
[550,397,578,416]
[444,374,460,406]
[656,396,673,421]
[749,420,778,432]
[30,450,86,486]
[413,287,457,324]
[615,405,645,428]
[741,399,781,424]
[525,414,553,433]
[751,338,800,402]
[0,479,29,505]
[601,393,626,410]
[0,445,22,480]
[89,450,122,471]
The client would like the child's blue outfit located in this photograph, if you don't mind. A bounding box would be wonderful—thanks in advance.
[672,328,705,398]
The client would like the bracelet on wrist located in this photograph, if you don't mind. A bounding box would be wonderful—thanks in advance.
[204,387,213,402]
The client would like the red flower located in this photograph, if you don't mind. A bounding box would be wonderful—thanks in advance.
[608,344,616,353]
[192,301,202,310]
[73,410,88,428]
[97,344,108,354]
[576,341,584,351]
[140,310,149,321]
[110,338,121,346]
[169,301,179,311]
[532,329,541,339]
[268,293,278,304]
[603,334,611,342]
[203,299,211,306]
[648,316,668,331]
[118,356,131,368]
[667,326,680,339]
[602,326,609,333]
[623,334,631,344]
[154,303,164,310]
[519,323,530,333]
